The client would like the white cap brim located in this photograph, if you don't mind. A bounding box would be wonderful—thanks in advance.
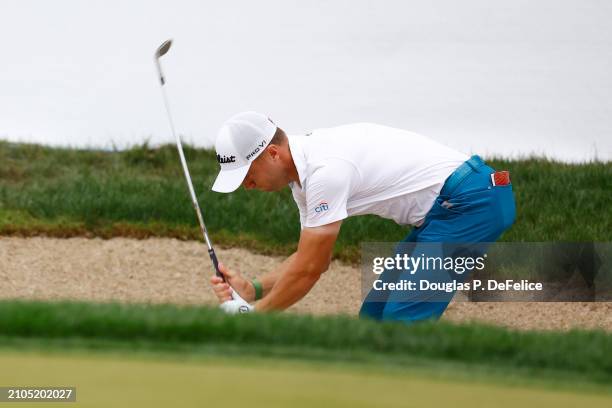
[211,164,251,193]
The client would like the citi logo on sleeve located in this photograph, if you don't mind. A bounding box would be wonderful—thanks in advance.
[217,154,236,164]
[314,201,329,213]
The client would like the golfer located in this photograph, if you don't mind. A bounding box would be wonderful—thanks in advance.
[209,111,516,322]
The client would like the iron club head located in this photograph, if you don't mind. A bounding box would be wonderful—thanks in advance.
[154,39,173,85]
[155,39,173,59]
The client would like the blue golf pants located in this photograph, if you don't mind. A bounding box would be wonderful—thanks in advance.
[359,155,516,323]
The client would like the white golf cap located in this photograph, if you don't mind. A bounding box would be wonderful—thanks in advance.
[211,111,277,193]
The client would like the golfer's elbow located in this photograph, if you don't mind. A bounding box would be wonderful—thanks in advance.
[302,258,331,280]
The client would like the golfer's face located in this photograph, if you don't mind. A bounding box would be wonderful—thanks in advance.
[242,153,280,192]
[242,157,271,191]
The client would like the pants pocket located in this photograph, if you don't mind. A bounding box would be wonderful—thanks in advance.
[494,184,516,230]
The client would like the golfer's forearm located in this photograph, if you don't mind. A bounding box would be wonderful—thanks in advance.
[257,253,326,311]
[257,252,298,298]
[257,271,321,312]
[253,222,339,309]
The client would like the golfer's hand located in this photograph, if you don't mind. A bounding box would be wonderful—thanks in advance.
[220,290,255,315]
[210,262,254,303]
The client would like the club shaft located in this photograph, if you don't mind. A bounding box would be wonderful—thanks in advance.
[157,71,222,278]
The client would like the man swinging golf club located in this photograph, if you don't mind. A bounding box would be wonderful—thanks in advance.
[210,111,516,323]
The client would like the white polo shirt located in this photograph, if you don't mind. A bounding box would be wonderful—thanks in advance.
[288,123,468,228]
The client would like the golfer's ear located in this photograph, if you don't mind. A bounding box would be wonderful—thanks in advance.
[266,144,280,159]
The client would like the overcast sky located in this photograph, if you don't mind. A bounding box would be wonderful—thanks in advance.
[1,0,611,162]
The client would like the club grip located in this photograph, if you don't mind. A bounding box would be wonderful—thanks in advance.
[208,248,224,281]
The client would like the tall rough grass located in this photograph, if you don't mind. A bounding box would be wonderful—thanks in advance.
[1,141,610,261]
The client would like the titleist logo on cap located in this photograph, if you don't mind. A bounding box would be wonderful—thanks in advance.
[217,154,236,164]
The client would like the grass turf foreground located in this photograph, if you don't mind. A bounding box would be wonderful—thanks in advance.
[1,352,611,408]
[0,300,610,385]
[1,142,611,262]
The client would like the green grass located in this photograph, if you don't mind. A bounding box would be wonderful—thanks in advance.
[0,141,610,262]
[1,351,611,407]
[0,300,611,385]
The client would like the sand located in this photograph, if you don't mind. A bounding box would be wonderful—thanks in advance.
[1,237,610,331]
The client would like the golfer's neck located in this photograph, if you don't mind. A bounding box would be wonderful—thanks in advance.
[286,149,301,188]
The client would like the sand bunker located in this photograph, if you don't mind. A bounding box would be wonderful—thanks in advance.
[1,237,610,331]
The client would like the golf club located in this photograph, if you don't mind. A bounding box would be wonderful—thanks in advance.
[153,39,223,281]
